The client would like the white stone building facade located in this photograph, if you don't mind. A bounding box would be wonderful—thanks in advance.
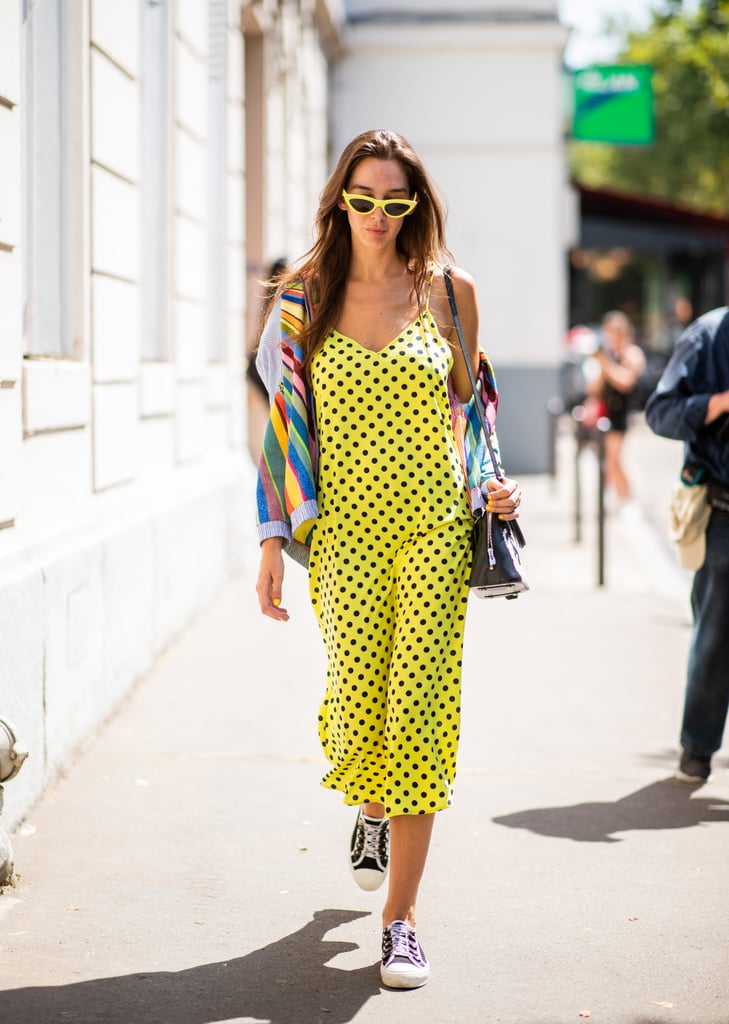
[1,0,567,830]
[0,0,341,830]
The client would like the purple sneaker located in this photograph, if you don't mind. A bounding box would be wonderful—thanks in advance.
[381,919,430,989]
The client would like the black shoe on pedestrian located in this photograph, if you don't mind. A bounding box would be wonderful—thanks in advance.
[349,807,389,891]
[676,750,712,783]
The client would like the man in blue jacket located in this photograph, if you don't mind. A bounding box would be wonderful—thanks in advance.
[645,306,729,782]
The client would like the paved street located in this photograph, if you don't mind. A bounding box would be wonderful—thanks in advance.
[1,418,728,1024]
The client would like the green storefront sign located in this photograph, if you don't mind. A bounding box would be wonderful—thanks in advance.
[573,65,655,145]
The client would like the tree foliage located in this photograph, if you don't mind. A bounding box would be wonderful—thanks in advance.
[570,0,729,215]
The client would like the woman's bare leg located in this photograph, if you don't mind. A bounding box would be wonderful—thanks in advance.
[381,813,435,928]
[604,431,630,501]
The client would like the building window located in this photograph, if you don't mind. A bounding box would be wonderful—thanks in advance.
[22,0,87,359]
[207,0,228,363]
[141,0,171,362]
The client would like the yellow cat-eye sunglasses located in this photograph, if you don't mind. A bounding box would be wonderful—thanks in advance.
[341,189,418,219]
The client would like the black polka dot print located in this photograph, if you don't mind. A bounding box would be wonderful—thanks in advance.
[308,315,474,816]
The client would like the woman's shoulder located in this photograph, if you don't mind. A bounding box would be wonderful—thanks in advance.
[429,261,474,285]
[431,262,476,299]
[429,262,478,316]
[441,262,475,285]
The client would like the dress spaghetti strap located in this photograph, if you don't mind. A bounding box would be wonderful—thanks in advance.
[425,262,437,309]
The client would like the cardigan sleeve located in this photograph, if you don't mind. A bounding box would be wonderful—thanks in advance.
[255,297,284,402]
[449,351,502,513]
[256,388,292,543]
[255,284,319,551]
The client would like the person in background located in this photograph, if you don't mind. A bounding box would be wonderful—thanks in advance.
[587,310,646,508]
[254,129,521,989]
[645,305,729,783]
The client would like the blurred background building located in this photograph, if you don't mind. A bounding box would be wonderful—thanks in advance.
[570,183,729,355]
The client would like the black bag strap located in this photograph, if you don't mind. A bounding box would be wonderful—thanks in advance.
[443,264,526,547]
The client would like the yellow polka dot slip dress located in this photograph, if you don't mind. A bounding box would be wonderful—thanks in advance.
[308,302,473,816]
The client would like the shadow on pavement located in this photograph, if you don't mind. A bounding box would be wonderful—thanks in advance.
[492,778,729,843]
[0,908,382,1024]
[632,1019,696,1024]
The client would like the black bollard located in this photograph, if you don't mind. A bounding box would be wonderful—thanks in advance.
[571,405,586,543]
[546,396,565,485]
[595,416,611,586]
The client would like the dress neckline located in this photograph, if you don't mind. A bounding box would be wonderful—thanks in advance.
[329,264,442,354]
[331,308,445,355]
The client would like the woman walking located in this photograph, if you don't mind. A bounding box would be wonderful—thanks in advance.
[588,310,646,508]
[255,129,521,989]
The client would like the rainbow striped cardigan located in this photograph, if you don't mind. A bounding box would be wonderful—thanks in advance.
[256,280,502,567]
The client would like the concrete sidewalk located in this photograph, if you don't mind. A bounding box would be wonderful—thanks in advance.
[1,424,728,1024]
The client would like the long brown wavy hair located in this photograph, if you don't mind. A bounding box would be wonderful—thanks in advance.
[271,129,451,377]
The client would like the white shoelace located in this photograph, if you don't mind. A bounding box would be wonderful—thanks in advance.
[361,817,386,860]
[388,923,414,960]
[383,921,426,968]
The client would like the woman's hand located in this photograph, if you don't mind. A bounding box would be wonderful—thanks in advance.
[256,538,289,621]
[483,476,522,521]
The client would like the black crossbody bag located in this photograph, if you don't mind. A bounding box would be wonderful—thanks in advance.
[443,266,528,599]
